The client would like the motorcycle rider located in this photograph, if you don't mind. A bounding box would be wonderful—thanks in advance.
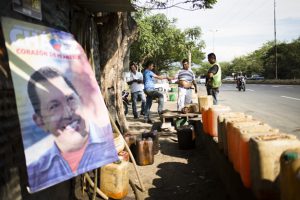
[236,71,245,88]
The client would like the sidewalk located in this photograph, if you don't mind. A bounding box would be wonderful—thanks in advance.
[125,94,228,200]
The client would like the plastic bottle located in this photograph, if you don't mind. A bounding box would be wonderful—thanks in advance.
[249,133,300,200]
[100,160,129,199]
[142,130,160,155]
[177,125,196,150]
[280,148,300,200]
[135,137,154,166]
[217,112,245,151]
[208,105,231,137]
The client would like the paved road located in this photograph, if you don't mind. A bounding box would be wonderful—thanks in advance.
[199,84,300,138]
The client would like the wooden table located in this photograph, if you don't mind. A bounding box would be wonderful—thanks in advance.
[160,111,201,124]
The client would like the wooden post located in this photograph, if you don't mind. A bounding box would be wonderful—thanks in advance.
[109,114,146,192]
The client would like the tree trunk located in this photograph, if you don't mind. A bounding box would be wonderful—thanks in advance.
[98,12,137,133]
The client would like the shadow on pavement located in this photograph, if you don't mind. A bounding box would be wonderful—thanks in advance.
[146,135,229,200]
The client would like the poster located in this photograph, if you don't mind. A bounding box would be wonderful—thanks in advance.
[1,17,118,193]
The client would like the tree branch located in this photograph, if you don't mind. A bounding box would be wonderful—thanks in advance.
[132,0,215,11]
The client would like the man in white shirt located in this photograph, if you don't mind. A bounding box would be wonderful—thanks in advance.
[127,63,146,119]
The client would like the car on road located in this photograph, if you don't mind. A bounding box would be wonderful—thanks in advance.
[197,76,206,84]
[222,76,234,81]
[248,75,264,80]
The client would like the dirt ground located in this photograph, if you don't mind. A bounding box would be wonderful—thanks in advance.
[124,98,229,200]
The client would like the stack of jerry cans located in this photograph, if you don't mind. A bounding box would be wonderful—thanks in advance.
[249,133,300,199]
[280,148,300,200]
[217,112,245,151]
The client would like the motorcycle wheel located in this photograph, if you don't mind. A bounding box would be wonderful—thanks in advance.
[238,85,241,91]
[123,101,128,115]
[243,83,246,91]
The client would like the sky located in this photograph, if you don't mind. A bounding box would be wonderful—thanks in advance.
[152,0,300,62]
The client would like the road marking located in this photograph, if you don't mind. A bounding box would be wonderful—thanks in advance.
[272,85,295,88]
[281,96,300,101]
[246,89,255,91]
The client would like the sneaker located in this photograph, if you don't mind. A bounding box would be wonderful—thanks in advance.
[134,115,138,119]
[144,119,153,124]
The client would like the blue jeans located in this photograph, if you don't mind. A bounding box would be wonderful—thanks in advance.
[207,87,219,105]
[131,91,146,117]
[144,89,164,120]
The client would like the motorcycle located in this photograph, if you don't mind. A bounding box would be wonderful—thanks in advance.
[122,90,130,115]
[237,76,246,92]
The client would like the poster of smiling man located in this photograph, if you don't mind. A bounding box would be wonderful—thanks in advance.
[1,17,118,193]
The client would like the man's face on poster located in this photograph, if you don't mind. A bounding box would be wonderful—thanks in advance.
[33,76,88,152]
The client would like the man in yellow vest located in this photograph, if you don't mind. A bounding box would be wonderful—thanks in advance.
[206,53,222,105]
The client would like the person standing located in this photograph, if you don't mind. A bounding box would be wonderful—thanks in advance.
[127,62,146,119]
[206,53,222,105]
[174,59,198,111]
[143,61,169,124]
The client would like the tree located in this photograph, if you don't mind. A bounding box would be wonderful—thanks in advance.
[249,42,273,77]
[98,12,138,132]
[227,39,300,79]
[133,0,217,11]
[263,38,300,79]
[219,61,231,77]
[97,0,217,132]
[184,27,205,65]
[228,42,273,77]
[193,61,230,78]
[130,13,205,71]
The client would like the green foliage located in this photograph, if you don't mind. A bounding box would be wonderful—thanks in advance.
[227,39,300,79]
[168,65,181,76]
[132,0,218,11]
[264,38,300,79]
[219,61,231,77]
[193,62,211,77]
[192,61,230,78]
[131,2,300,80]
[130,13,205,71]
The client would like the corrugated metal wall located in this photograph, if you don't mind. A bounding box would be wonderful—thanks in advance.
[0,30,25,199]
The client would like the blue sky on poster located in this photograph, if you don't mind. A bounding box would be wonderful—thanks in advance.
[152,0,300,62]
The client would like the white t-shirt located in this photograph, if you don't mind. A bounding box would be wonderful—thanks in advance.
[128,71,144,93]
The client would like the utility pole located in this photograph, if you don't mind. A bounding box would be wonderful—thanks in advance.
[274,0,278,79]
[209,29,218,52]
[188,50,192,69]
